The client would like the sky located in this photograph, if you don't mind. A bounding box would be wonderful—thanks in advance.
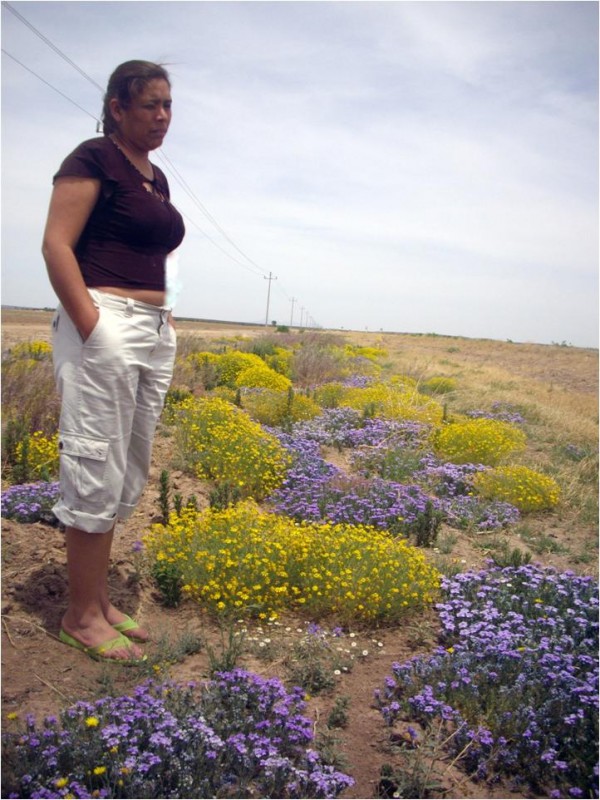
[1,1,598,347]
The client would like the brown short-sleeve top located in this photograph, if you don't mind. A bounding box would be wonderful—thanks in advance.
[53,136,185,291]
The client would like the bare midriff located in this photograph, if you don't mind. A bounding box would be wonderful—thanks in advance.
[93,286,167,307]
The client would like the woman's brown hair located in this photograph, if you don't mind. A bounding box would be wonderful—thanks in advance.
[101,60,171,135]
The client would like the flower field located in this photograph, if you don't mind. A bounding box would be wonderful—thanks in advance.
[1,311,598,799]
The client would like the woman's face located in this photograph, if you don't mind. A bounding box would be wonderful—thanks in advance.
[110,78,172,152]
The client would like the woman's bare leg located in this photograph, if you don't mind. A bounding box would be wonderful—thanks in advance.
[61,525,143,660]
[98,528,149,641]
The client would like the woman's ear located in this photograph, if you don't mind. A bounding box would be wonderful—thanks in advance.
[108,97,123,124]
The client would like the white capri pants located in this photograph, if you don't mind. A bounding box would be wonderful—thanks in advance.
[52,289,176,533]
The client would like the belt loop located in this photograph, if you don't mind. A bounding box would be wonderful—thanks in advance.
[125,298,135,317]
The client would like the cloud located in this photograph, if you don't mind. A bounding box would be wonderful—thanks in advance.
[1,1,597,346]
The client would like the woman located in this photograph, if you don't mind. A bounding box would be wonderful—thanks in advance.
[42,60,185,663]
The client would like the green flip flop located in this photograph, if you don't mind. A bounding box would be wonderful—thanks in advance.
[59,629,147,665]
[112,614,148,642]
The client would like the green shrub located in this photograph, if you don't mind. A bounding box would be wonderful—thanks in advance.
[242,389,321,427]
[1,358,60,439]
[164,387,194,414]
[151,559,184,607]
[182,351,220,390]
[313,382,345,408]
[421,376,457,395]
[263,345,293,377]
[209,386,238,404]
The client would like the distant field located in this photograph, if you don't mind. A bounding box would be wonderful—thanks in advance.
[2,306,597,394]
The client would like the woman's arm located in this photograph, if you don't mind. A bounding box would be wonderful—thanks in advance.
[42,176,102,340]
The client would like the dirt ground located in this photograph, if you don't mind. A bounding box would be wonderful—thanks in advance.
[1,310,598,799]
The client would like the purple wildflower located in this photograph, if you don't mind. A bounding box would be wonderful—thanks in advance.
[3,672,353,798]
[376,565,598,797]
[1,482,60,524]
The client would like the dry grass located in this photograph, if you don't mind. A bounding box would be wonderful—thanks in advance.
[378,339,598,532]
[1,358,60,437]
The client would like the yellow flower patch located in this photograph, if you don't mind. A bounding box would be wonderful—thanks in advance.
[217,351,266,387]
[235,365,292,392]
[340,383,444,425]
[434,418,526,466]
[171,396,290,500]
[242,389,320,427]
[472,465,561,512]
[10,340,52,361]
[144,501,440,624]
[15,430,59,479]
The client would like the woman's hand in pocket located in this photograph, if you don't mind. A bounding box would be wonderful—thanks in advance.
[76,306,101,342]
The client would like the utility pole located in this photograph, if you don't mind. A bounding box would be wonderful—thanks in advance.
[290,297,296,327]
[264,271,277,326]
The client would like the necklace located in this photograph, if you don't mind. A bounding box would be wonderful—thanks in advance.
[109,135,165,201]
[109,135,155,182]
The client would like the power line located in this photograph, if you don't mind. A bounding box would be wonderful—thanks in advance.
[156,151,266,278]
[2,43,269,282]
[2,1,104,92]
[178,209,270,277]
[1,48,101,126]
[2,42,265,281]
[3,0,271,280]
[2,3,318,323]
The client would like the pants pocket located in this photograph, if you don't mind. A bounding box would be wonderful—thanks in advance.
[58,433,110,503]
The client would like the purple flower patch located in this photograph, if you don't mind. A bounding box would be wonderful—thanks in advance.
[3,671,354,798]
[376,564,599,798]
[1,482,60,525]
